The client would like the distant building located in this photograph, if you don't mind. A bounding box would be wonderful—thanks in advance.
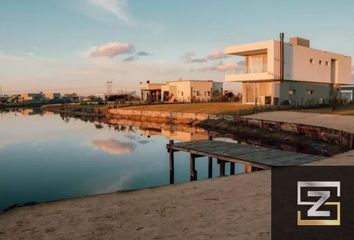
[340,85,354,103]
[62,93,80,102]
[44,92,61,100]
[20,93,44,102]
[140,80,223,103]
[225,36,352,105]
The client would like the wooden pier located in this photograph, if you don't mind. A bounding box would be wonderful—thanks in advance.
[167,139,325,183]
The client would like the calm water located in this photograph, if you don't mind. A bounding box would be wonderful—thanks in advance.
[0,109,243,211]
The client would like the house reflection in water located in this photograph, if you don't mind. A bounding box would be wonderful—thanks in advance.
[142,128,209,142]
[107,118,209,142]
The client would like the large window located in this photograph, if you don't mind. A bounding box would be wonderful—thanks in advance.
[246,54,267,73]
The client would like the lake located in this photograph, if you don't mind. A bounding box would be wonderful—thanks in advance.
[0,109,244,211]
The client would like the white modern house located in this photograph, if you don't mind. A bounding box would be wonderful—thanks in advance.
[225,36,352,105]
[140,80,223,103]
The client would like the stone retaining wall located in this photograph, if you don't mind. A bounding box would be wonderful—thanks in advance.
[108,108,354,149]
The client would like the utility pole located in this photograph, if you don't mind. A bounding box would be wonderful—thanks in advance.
[106,81,113,96]
[280,32,285,83]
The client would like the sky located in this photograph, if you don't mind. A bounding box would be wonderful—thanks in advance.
[0,0,354,95]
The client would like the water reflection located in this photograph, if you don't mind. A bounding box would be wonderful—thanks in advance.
[108,118,209,142]
[0,108,334,212]
[92,139,136,155]
[0,110,221,211]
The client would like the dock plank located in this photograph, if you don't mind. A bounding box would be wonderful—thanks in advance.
[169,140,324,168]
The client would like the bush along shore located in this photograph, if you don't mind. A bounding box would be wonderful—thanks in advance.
[43,104,108,117]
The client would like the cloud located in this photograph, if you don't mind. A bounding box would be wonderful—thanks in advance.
[136,51,152,56]
[182,49,229,63]
[181,51,196,63]
[191,61,244,72]
[90,42,135,58]
[207,49,230,60]
[123,56,138,62]
[121,50,153,62]
[92,139,136,155]
[88,0,132,24]
[86,0,165,34]
[190,58,208,63]
[0,52,230,95]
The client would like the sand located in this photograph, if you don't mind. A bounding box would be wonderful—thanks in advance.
[0,170,271,240]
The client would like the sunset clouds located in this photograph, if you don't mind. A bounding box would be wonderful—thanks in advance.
[181,49,229,63]
[191,61,244,72]
[90,42,135,58]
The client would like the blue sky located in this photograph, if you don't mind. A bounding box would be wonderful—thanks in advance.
[0,0,353,94]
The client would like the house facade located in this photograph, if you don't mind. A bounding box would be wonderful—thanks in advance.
[44,92,61,100]
[340,85,354,104]
[140,80,223,103]
[225,37,352,105]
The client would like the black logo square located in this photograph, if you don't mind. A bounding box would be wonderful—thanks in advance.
[272,166,354,240]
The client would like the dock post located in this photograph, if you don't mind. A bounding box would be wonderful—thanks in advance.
[230,162,235,175]
[208,157,213,178]
[169,140,175,184]
[244,164,252,173]
[219,159,225,176]
[190,154,197,181]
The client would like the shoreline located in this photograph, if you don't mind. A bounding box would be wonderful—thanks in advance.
[1,111,354,239]
[1,150,354,240]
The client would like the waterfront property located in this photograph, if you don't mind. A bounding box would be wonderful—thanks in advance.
[140,79,223,103]
[225,36,352,105]
[20,92,61,103]
[43,92,61,100]
[20,93,44,102]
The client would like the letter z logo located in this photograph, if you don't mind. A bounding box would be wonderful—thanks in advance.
[297,181,340,226]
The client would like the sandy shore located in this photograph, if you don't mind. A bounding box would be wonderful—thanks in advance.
[0,170,271,240]
[1,112,354,240]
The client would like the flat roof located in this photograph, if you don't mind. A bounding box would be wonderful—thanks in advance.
[225,39,351,58]
[167,79,213,83]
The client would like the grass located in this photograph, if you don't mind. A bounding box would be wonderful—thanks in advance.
[121,102,254,114]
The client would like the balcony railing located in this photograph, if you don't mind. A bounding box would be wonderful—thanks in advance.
[226,64,267,75]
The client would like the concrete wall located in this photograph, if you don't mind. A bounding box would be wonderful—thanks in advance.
[279,81,332,105]
[284,42,352,84]
[107,108,354,149]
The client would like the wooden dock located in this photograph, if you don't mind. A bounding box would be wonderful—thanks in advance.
[166,140,325,183]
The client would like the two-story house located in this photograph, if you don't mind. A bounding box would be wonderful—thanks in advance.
[225,36,352,105]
